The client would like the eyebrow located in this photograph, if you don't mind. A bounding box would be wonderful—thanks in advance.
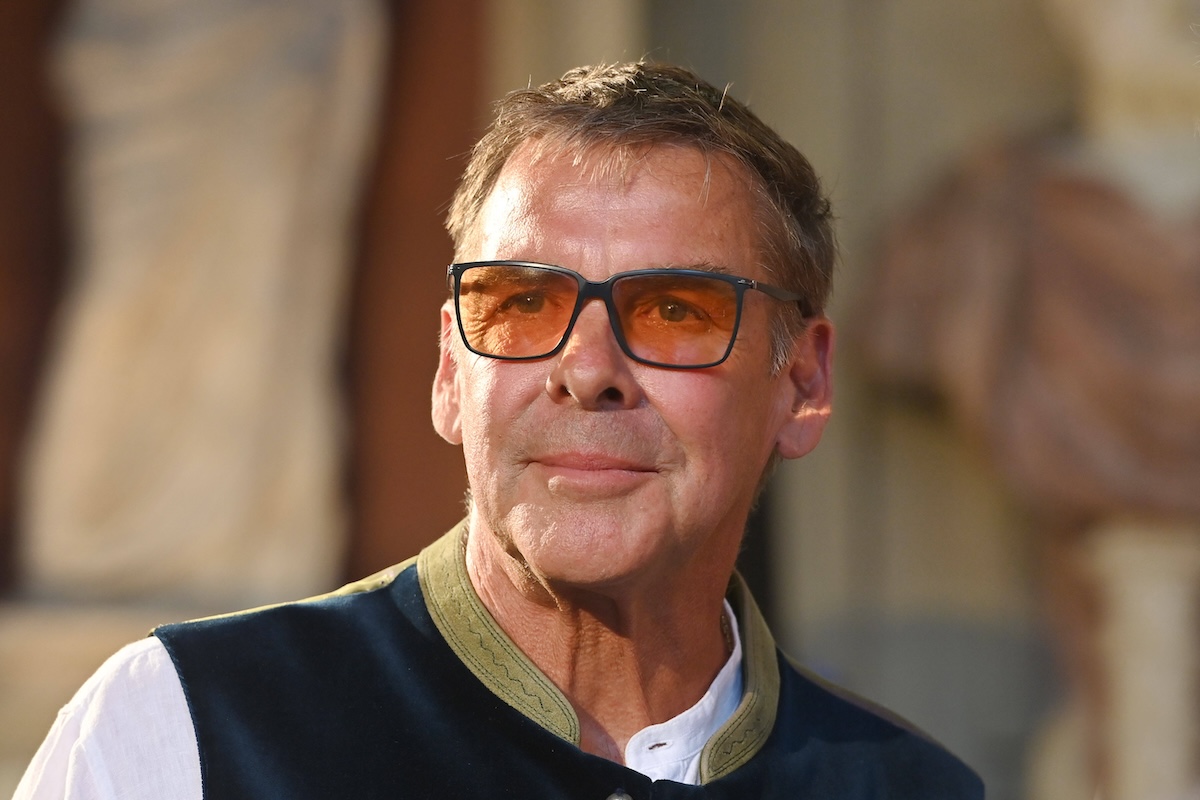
[652,261,736,276]
[460,268,565,294]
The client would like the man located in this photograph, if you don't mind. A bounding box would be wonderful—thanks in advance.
[17,62,983,798]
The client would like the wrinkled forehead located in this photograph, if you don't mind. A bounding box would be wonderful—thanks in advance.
[520,135,759,195]
[460,137,774,259]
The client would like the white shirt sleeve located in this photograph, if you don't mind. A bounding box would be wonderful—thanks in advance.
[13,637,201,800]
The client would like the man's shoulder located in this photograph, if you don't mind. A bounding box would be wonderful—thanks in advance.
[152,524,469,668]
[153,554,422,653]
[66,637,181,716]
[14,637,201,800]
[772,654,985,798]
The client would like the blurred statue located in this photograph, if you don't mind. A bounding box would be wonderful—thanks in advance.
[863,1,1200,799]
[19,0,386,608]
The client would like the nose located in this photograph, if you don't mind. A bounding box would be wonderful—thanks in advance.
[546,300,642,410]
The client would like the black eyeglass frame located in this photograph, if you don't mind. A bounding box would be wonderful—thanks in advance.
[447,260,807,369]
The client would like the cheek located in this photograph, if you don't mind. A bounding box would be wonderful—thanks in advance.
[644,372,768,459]
[454,362,498,461]
[651,368,785,470]
[456,359,542,462]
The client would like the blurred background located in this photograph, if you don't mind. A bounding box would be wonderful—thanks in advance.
[1,1,1198,798]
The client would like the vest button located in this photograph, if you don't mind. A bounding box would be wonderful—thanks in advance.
[606,792,633,800]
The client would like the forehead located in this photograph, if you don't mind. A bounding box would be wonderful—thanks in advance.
[469,141,768,273]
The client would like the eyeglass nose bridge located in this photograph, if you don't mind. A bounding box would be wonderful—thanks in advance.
[555,275,637,361]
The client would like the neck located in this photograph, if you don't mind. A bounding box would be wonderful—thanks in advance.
[464,524,734,762]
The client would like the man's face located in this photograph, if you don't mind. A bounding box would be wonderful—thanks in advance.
[433,143,833,597]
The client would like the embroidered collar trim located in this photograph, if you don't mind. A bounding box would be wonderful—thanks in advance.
[416,520,780,782]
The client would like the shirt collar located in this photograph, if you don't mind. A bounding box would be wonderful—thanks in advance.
[622,600,743,783]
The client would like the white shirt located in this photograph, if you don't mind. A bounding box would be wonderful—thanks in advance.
[15,603,743,798]
[624,601,743,782]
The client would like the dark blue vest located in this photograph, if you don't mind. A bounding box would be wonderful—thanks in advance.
[155,530,983,799]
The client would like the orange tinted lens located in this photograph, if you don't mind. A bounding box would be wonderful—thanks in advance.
[457,265,578,357]
[613,273,738,365]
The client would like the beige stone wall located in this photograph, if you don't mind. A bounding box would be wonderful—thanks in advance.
[746,0,1071,642]
[20,0,386,609]
[1,1,387,793]
[1089,523,1200,800]
[485,0,647,96]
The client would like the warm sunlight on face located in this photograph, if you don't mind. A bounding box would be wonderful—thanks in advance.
[433,143,833,598]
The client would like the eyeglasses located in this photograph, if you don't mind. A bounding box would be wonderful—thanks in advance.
[447,260,805,369]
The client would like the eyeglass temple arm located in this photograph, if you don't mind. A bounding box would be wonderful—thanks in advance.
[744,279,815,318]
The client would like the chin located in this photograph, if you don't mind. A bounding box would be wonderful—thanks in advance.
[506,506,673,591]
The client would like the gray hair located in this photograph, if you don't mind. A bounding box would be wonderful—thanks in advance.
[446,61,837,370]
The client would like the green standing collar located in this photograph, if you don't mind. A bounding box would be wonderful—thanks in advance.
[416,520,781,783]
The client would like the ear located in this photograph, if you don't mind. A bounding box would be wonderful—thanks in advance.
[775,316,835,460]
[431,302,463,445]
